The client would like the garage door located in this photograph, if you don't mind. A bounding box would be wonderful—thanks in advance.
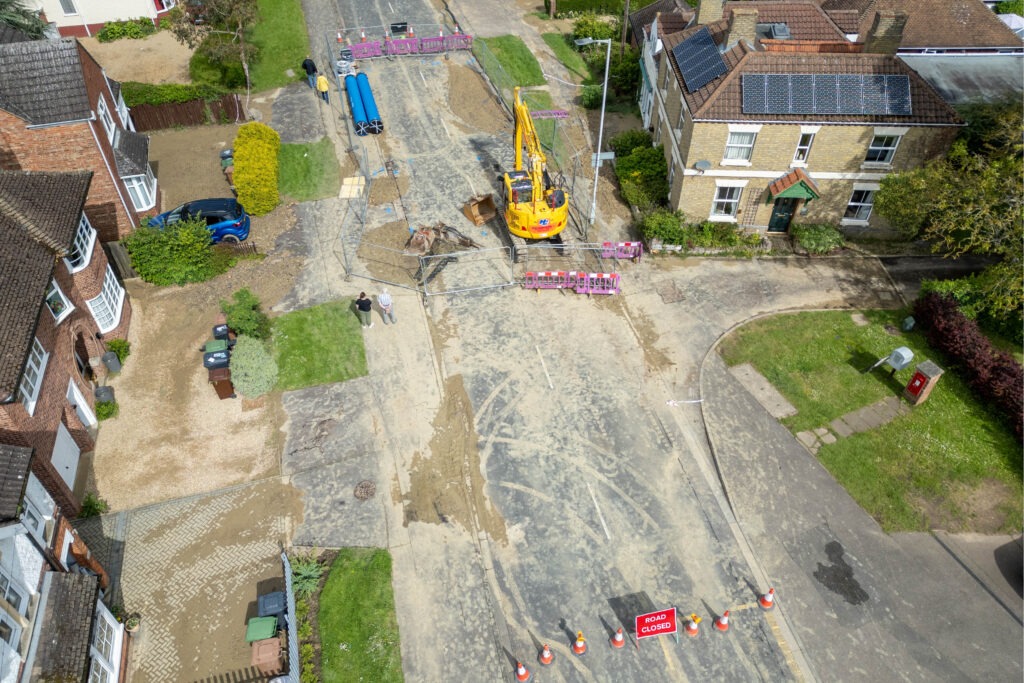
[52,423,81,491]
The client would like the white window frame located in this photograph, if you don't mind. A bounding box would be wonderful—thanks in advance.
[58,0,78,15]
[18,337,49,416]
[863,128,907,167]
[0,567,28,616]
[114,92,131,130]
[709,179,749,222]
[722,124,761,166]
[89,601,123,683]
[123,167,157,211]
[65,213,96,273]
[45,280,74,324]
[86,265,126,334]
[792,126,820,167]
[96,97,117,144]
[662,63,671,91]
[842,182,880,225]
[0,611,20,654]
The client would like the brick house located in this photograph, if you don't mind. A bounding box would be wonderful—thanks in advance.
[0,170,131,518]
[0,37,159,242]
[25,0,177,38]
[0,443,125,683]
[639,1,963,236]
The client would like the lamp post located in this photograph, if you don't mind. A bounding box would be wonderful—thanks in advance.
[575,36,612,226]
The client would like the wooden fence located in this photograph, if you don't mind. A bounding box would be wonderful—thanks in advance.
[130,94,246,132]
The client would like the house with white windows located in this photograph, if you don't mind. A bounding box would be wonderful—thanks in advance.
[0,443,124,682]
[0,37,158,242]
[25,0,177,38]
[0,169,130,518]
[637,0,963,236]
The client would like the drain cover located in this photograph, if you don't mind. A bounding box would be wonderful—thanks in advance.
[354,480,376,500]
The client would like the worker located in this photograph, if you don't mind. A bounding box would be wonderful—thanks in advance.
[316,74,330,104]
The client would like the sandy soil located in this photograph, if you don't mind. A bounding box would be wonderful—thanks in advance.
[79,31,194,84]
[148,123,242,210]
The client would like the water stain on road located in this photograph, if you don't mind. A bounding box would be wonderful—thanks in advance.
[813,540,870,605]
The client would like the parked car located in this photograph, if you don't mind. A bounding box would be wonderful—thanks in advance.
[150,198,251,243]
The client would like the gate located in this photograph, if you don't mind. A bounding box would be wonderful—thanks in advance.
[418,246,515,296]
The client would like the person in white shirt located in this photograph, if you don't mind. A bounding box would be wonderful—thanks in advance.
[377,288,396,325]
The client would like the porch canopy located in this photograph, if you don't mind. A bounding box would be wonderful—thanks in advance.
[767,167,820,201]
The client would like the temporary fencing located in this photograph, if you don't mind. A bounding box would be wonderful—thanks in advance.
[522,270,621,295]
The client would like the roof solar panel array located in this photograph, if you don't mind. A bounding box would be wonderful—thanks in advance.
[741,74,913,115]
[673,27,728,93]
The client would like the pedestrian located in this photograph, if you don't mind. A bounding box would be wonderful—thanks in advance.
[378,288,396,325]
[301,55,318,89]
[221,153,235,190]
[355,292,373,328]
[316,73,330,104]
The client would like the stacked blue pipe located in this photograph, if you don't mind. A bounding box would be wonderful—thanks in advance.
[345,75,369,136]
[356,73,384,135]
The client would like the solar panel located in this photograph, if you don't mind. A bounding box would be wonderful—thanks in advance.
[741,73,912,116]
[674,27,728,93]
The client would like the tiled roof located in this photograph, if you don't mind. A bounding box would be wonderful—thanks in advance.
[724,1,847,42]
[863,0,1023,49]
[630,0,693,43]
[664,26,962,124]
[823,8,861,32]
[114,129,150,176]
[106,76,121,103]
[30,572,100,682]
[0,38,91,125]
[820,0,874,12]
[0,24,33,45]
[0,443,31,523]
[769,167,820,195]
[0,170,92,401]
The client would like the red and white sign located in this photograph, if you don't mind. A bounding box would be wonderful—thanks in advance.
[635,607,677,640]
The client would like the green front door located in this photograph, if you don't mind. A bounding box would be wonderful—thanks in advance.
[768,198,797,232]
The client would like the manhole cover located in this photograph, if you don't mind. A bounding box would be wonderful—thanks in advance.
[354,480,376,500]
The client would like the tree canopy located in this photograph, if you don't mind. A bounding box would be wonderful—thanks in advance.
[166,0,259,95]
[0,0,47,39]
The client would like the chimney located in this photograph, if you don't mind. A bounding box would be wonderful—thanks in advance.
[727,7,759,49]
[697,0,723,26]
[864,10,908,55]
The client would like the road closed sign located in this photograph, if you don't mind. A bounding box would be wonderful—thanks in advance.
[635,607,677,639]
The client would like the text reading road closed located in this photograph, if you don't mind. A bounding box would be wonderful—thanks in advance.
[635,607,677,639]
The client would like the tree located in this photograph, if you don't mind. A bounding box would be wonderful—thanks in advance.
[124,217,232,285]
[166,0,259,101]
[0,0,47,39]
[875,98,1023,321]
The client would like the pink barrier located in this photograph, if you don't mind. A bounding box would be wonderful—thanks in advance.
[524,271,620,294]
[601,241,643,260]
[587,272,621,295]
[386,38,419,55]
[523,271,568,289]
[350,41,383,58]
[419,36,446,53]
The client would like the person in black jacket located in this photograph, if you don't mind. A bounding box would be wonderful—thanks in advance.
[355,292,373,328]
[301,55,318,89]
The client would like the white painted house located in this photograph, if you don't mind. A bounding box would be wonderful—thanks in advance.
[24,0,176,38]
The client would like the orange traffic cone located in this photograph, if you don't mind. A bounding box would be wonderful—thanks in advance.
[571,631,587,656]
[336,32,343,43]
[408,25,415,39]
[714,610,730,632]
[515,661,531,682]
[538,643,553,666]
[454,23,461,35]
[684,614,701,637]
[759,588,776,610]
[611,627,625,648]
[360,30,366,42]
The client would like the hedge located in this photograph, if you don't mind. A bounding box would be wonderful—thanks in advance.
[229,336,278,398]
[791,224,845,254]
[913,293,1023,441]
[97,18,156,43]
[120,82,227,107]
[545,0,625,15]
[233,122,280,216]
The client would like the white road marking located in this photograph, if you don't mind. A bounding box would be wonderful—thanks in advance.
[535,345,554,389]
[666,398,703,406]
[587,482,611,541]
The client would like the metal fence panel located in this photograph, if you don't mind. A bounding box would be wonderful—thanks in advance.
[419,246,515,296]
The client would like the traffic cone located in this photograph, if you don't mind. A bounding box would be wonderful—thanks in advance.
[684,614,701,637]
[360,29,366,42]
[408,25,415,38]
[336,32,343,43]
[538,643,553,666]
[759,588,776,610]
[714,610,730,632]
[439,28,444,37]
[515,661,531,682]
[571,631,587,656]
[610,627,625,648]
[455,23,461,35]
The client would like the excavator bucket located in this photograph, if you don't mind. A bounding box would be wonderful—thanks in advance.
[462,193,497,226]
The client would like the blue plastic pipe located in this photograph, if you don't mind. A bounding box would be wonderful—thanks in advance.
[356,73,384,135]
[345,74,369,136]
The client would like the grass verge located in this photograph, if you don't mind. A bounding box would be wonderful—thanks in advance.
[279,138,341,201]
[541,33,588,79]
[479,35,545,88]
[272,300,367,390]
[719,309,1021,532]
[318,549,402,683]
[249,0,310,90]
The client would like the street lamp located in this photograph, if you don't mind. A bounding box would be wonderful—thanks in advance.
[575,36,612,226]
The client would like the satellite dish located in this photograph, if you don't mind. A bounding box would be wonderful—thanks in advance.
[694,160,712,173]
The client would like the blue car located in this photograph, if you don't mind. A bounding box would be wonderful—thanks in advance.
[150,198,250,243]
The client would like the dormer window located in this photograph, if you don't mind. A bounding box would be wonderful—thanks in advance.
[65,213,96,273]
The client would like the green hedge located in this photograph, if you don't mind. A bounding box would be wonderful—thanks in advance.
[545,0,624,15]
[638,209,762,249]
[609,130,669,210]
[124,217,233,285]
[97,18,156,43]
[234,122,280,216]
[229,336,278,398]
[791,223,845,254]
[120,82,227,107]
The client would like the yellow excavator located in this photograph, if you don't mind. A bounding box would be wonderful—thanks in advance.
[502,87,570,240]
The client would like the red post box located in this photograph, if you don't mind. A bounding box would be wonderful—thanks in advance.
[904,360,943,405]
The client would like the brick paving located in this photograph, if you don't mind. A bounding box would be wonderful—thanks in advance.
[795,396,911,453]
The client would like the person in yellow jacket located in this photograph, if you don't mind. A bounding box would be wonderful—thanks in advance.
[316,74,329,104]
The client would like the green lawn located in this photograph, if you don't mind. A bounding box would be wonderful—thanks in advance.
[541,33,589,79]
[272,301,367,391]
[249,0,310,90]
[318,549,403,683]
[720,310,1021,532]
[279,138,341,201]
[479,35,546,88]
